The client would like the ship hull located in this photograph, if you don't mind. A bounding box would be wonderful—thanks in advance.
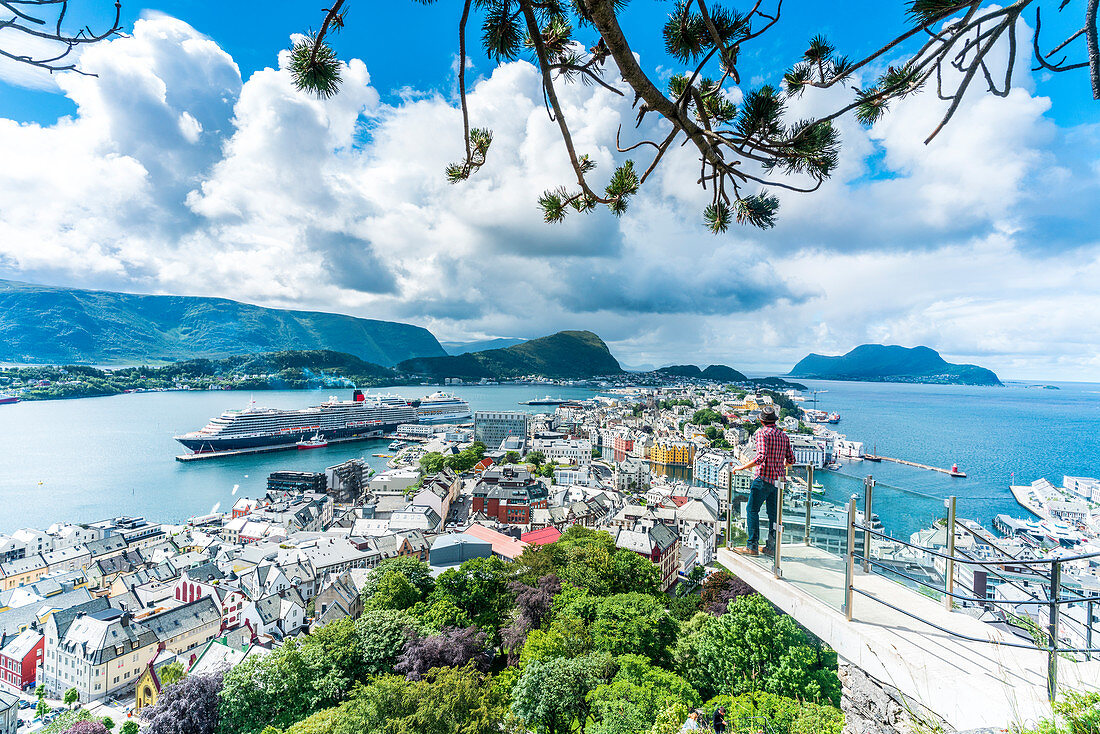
[176,423,391,452]
[417,412,472,425]
[0,397,18,405]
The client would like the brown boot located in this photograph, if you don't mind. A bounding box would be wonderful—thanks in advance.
[734,547,760,556]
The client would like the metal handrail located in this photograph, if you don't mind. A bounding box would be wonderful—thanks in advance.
[855,522,1100,567]
[838,482,1100,703]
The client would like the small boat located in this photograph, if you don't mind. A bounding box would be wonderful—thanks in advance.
[388,440,407,451]
[296,433,328,450]
[0,394,18,405]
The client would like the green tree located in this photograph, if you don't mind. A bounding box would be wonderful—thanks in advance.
[590,593,678,664]
[101,717,115,731]
[503,451,521,465]
[525,450,546,468]
[121,722,139,734]
[64,687,79,708]
[360,556,435,605]
[511,653,611,734]
[587,655,700,731]
[428,555,515,632]
[419,452,445,475]
[356,609,420,676]
[159,661,186,687]
[703,692,844,734]
[688,594,840,704]
[365,570,420,611]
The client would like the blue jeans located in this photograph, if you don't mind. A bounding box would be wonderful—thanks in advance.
[746,477,777,551]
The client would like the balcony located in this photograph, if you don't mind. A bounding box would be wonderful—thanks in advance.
[718,467,1100,731]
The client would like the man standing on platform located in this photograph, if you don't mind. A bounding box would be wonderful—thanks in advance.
[733,406,795,557]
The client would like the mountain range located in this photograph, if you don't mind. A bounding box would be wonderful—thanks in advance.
[398,330,623,379]
[0,280,445,367]
[789,344,1002,386]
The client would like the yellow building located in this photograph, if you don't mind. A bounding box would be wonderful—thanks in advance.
[0,556,47,590]
[651,440,696,467]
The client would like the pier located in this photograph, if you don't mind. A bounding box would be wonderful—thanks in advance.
[175,433,382,462]
[862,454,966,477]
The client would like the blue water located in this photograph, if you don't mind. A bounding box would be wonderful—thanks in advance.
[0,385,594,533]
[0,381,1097,537]
[798,380,1100,538]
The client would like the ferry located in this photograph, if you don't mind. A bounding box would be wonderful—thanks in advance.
[415,392,472,424]
[521,396,574,406]
[175,389,417,452]
[296,434,328,450]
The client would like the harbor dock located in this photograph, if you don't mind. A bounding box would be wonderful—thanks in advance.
[863,454,967,477]
[175,433,381,461]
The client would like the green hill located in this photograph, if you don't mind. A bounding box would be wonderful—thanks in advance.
[654,364,749,382]
[398,330,622,379]
[0,279,445,366]
[656,365,703,377]
[789,344,1001,385]
[701,364,748,382]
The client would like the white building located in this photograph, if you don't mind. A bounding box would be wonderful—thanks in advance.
[789,435,826,468]
[533,438,593,467]
[694,451,735,488]
[1065,476,1100,503]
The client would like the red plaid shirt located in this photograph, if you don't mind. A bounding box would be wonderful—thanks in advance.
[754,424,795,483]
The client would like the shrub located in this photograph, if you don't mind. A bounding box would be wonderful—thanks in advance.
[704,691,843,734]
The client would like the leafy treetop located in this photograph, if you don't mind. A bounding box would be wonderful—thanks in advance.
[288,0,1099,233]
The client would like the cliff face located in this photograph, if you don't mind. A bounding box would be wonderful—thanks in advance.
[0,279,446,367]
[789,344,1001,386]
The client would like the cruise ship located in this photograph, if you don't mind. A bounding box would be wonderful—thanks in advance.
[175,390,417,452]
[415,392,472,424]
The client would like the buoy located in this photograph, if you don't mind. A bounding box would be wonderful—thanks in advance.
[951,463,959,473]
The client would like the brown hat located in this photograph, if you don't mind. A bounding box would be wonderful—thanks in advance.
[759,407,779,424]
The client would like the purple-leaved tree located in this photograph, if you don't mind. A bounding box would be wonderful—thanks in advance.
[144,673,223,734]
[395,626,491,680]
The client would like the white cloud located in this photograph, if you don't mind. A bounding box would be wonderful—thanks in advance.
[0,14,1099,380]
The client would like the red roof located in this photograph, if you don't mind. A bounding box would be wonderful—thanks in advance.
[462,523,528,559]
[669,495,690,507]
[474,457,494,473]
[521,527,563,545]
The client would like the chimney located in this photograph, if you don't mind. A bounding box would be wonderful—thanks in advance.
[120,612,131,628]
[353,389,365,403]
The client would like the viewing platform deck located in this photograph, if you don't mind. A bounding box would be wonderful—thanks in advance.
[718,543,1100,730]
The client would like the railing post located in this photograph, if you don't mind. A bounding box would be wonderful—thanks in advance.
[726,471,733,550]
[804,465,813,546]
[1088,600,1095,661]
[773,477,785,578]
[945,496,957,611]
[844,495,856,621]
[862,476,874,573]
[1048,560,1061,703]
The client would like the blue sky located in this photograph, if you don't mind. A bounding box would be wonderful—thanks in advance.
[1,1,1099,379]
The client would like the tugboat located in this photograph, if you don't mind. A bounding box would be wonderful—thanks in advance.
[296,433,328,450]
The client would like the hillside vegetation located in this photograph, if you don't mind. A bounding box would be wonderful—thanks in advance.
[1,350,402,400]
[0,279,445,366]
[398,330,623,379]
[789,344,1001,385]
